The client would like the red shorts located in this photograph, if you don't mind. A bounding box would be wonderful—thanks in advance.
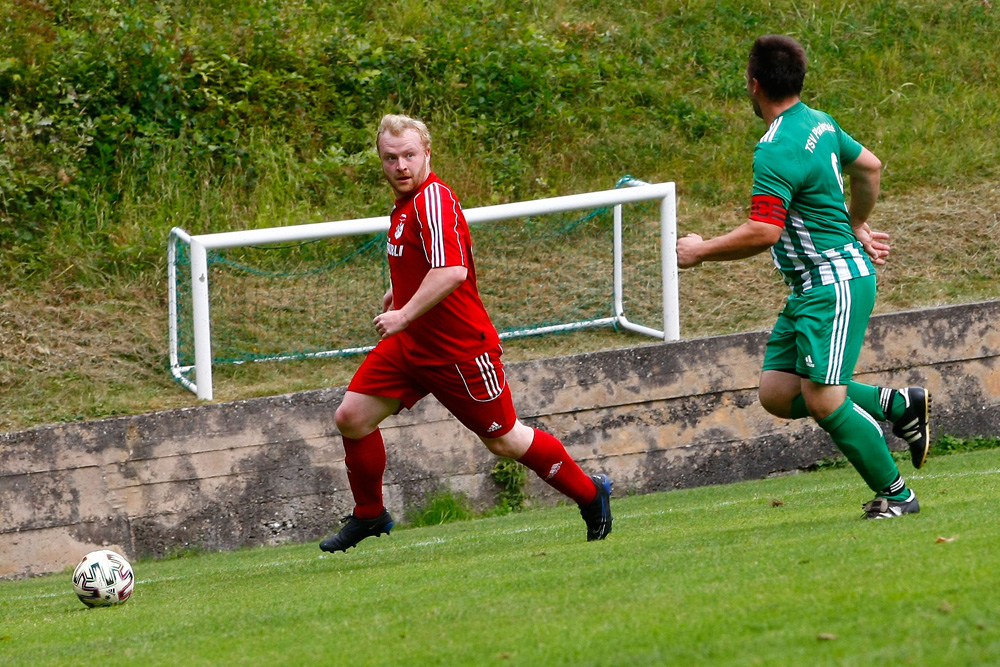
[347,335,518,438]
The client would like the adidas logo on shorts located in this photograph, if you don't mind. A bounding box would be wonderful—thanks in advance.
[486,421,503,433]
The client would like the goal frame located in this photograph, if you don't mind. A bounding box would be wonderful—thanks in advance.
[168,179,678,400]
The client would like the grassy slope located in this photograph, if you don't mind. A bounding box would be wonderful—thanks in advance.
[1,1,999,431]
[1,449,998,665]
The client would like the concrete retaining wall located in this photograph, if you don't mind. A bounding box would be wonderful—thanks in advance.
[2,299,998,578]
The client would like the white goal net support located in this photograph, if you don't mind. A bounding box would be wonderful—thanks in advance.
[168,178,679,400]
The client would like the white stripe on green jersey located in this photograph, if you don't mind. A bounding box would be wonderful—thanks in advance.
[753,102,873,292]
[772,211,874,292]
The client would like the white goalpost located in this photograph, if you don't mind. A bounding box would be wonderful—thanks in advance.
[168,179,679,400]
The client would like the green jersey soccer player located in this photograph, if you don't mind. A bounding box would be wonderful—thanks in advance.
[676,34,931,519]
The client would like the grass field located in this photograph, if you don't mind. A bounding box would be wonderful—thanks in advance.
[3,449,998,666]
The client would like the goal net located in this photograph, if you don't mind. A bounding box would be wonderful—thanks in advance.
[168,177,677,399]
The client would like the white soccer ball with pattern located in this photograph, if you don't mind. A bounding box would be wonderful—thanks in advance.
[72,549,135,607]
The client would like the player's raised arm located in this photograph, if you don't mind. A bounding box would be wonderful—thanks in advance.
[676,219,783,268]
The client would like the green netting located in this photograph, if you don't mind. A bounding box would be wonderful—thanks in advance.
[170,177,666,378]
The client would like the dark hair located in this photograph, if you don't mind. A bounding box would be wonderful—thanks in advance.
[747,35,807,100]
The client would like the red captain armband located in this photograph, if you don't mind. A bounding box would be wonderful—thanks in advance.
[750,194,788,227]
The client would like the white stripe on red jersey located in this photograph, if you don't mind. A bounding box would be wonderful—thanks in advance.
[387,172,499,365]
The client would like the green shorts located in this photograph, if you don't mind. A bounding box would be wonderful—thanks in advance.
[762,275,876,385]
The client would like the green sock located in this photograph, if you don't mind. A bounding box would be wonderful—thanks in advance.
[816,398,900,494]
[790,382,897,421]
[880,474,910,501]
[885,389,908,422]
[847,382,890,421]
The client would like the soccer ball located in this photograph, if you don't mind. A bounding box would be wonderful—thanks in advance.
[72,549,135,608]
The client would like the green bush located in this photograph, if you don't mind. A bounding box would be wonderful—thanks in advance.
[407,489,475,527]
[0,0,608,280]
[490,458,528,514]
[931,434,1000,456]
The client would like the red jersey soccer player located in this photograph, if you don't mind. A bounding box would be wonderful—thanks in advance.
[320,114,613,552]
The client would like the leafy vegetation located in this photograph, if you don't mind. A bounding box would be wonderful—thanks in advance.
[1,0,999,430]
[491,458,529,513]
[406,489,476,527]
[406,460,527,527]
[930,434,1000,456]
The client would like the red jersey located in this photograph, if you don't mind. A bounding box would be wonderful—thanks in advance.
[385,172,500,364]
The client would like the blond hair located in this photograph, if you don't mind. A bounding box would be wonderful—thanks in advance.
[376,114,431,152]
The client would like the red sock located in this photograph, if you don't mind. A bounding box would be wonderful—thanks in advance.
[343,430,387,519]
[517,429,597,506]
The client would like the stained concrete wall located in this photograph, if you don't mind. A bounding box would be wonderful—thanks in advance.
[2,299,998,578]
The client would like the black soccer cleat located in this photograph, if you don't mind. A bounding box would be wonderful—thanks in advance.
[319,509,394,553]
[862,490,920,519]
[579,474,613,541]
[891,387,931,469]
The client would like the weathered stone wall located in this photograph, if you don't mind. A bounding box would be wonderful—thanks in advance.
[2,300,998,578]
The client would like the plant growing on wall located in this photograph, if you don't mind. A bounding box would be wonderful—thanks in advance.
[491,458,528,514]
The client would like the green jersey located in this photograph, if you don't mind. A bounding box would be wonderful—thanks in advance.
[751,101,871,293]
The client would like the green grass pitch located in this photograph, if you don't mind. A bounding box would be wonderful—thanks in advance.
[2,449,998,666]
